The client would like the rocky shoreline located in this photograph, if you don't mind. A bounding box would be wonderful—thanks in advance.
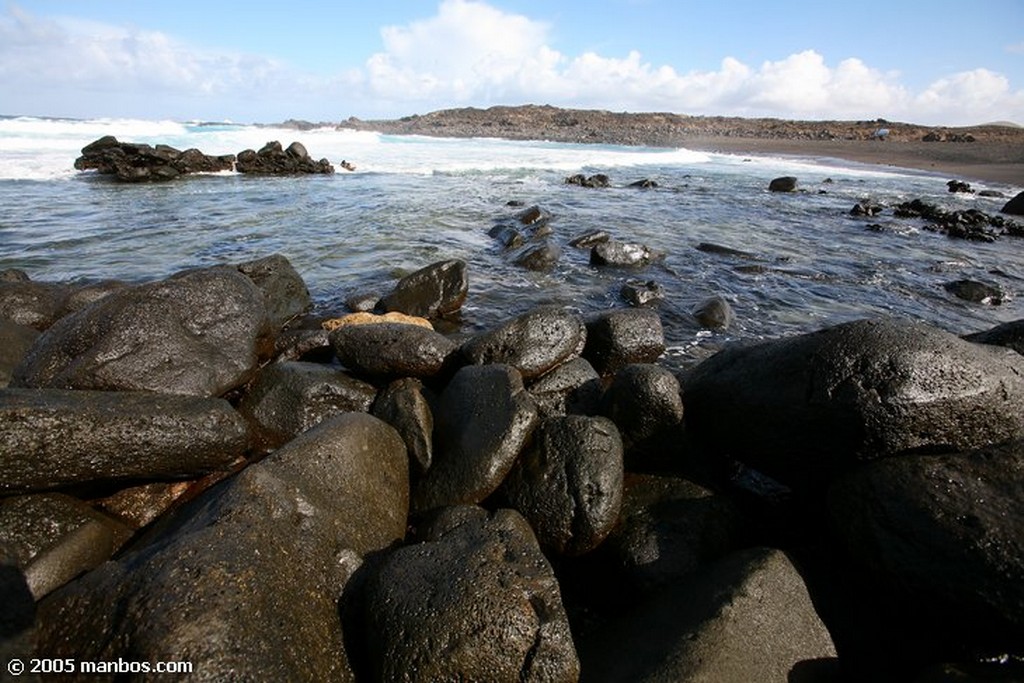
[331,104,1024,185]
[2,247,1024,681]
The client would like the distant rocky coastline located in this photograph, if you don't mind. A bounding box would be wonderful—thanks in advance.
[334,103,1024,147]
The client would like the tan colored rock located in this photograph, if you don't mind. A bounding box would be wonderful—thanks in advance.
[322,311,433,331]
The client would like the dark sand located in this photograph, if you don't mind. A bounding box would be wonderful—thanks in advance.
[681,136,1024,186]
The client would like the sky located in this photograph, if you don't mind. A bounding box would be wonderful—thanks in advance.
[2,0,1023,126]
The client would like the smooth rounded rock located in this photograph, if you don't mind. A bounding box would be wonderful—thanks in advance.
[329,322,458,378]
[36,413,408,681]
[461,306,586,380]
[235,253,312,328]
[238,360,377,448]
[362,506,580,683]
[601,363,684,462]
[527,356,602,418]
[583,308,665,375]
[502,415,624,556]
[372,377,435,476]
[378,259,468,318]
[0,388,250,493]
[413,365,539,512]
[683,318,1024,486]
[691,295,734,330]
[769,176,798,192]
[829,442,1024,648]
[12,267,269,397]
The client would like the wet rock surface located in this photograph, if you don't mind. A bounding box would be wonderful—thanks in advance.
[378,259,469,318]
[238,360,377,448]
[360,506,580,683]
[0,388,249,493]
[413,364,539,511]
[461,306,587,380]
[12,266,269,397]
[6,252,1024,680]
[35,413,408,682]
[501,415,624,556]
[683,318,1024,487]
[330,322,458,378]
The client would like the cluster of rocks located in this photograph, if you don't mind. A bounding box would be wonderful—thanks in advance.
[74,136,334,182]
[3,252,1024,681]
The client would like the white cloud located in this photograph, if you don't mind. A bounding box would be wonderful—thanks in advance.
[2,0,1022,125]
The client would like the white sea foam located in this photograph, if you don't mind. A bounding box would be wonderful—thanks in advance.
[0,114,935,182]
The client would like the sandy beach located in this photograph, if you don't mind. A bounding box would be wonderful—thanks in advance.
[338,105,1024,187]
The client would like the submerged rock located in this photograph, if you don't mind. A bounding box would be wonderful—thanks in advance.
[943,279,1004,304]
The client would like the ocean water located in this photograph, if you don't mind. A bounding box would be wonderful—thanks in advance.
[1,115,1022,367]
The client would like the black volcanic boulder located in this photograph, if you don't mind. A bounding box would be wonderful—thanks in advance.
[361,506,580,682]
[237,360,377,449]
[513,240,561,271]
[0,493,132,599]
[235,254,312,328]
[378,259,469,319]
[600,363,684,465]
[964,318,1024,356]
[943,279,1004,304]
[36,413,409,682]
[683,318,1024,487]
[461,306,587,380]
[235,140,334,174]
[829,442,1024,653]
[12,267,269,397]
[0,388,249,493]
[0,320,38,388]
[0,278,124,331]
[413,365,539,512]
[527,357,603,418]
[580,548,836,682]
[769,176,798,192]
[501,415,624,556]
[583,308,665,375]
[329,322,458,379]
[1002,190,1024,216]
[372,378,435,476]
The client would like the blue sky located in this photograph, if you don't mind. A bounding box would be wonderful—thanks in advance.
[2,0,1023,125]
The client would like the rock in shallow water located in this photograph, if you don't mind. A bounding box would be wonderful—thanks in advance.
[361,506,580,683]
[378,259,468,319]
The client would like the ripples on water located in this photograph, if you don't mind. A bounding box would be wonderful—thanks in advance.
[1,129,1022,369]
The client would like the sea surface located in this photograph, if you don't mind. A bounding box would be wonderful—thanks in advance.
[2,115,1022,367]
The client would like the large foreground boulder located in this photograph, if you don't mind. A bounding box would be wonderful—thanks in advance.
[0,388,249,493]
[583,308,665,375]
[329,322,458,378]
[361,506,580,682]
[235,253,312,328]
[581,547,836,682]
[12,267,269,397]
[0,320,38,387]
[829,442,1024,652]
[683,318,1024,486]
[36,413,409,681]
